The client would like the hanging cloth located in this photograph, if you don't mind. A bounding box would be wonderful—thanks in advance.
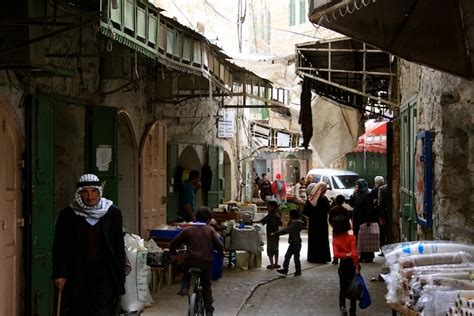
[299,80,313,149]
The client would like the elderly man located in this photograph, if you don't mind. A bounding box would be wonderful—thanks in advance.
[52,174,125,316]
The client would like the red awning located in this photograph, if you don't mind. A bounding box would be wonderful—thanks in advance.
[352,120,387,154]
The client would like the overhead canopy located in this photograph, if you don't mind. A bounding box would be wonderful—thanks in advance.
[296,37,396,116]
[308,0,474,79]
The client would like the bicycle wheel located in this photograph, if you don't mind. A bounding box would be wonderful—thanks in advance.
[188,293,197,316]
[196,294,205,316]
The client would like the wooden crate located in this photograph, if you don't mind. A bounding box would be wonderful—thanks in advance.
[212,211,240,223]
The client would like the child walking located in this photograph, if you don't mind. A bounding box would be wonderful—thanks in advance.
[332,215,360,316]
[272,209,306,276]
[255,200,282,269]
[329,194,351,265]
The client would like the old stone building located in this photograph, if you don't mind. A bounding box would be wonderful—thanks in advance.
[0,1,289,314]
[307,0,474,243]
[399,61,474,243]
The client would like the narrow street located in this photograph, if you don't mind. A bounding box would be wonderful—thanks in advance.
[143,233,392,315]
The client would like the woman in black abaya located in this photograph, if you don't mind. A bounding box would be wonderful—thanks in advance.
[303,182,331,263]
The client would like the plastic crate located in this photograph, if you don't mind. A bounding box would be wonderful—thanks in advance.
[149,228,182,240]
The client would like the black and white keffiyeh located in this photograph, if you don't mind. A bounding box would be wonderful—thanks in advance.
[69,174,113,226]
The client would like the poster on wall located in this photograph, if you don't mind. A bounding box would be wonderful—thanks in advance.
[415,131,432,227]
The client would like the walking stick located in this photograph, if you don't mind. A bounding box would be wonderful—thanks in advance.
[56,288,62,316]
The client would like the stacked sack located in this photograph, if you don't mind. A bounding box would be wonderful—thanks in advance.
[382,241,474,316]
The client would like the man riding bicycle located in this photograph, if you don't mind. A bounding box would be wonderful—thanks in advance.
[170,206,224,316]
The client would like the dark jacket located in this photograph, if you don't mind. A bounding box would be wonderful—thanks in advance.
[273,219,306,244]
[52,205,126,296]
[170,224,224,263]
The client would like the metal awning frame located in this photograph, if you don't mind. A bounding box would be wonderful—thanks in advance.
[296,37,398,117]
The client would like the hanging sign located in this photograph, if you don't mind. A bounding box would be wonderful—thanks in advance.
[217,111,235,138]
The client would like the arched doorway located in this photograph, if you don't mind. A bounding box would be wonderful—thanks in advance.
[178,146,202,209]
[284,159,301,186]
[0,103,21,316]
[223,151,232,201]
[117,111,138,233]
[140,121,167,236]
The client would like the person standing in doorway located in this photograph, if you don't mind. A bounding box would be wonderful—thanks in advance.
[258,173,273,201]
[178,170,201,222]
[52,174,125,316]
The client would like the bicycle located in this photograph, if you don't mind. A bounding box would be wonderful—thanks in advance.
[187,267,205,316]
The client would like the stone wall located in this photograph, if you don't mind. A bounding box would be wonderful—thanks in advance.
[400,61,474,243]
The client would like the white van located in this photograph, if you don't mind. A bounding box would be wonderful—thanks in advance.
[306,168,360,207]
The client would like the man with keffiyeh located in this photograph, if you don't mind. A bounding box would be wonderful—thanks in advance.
[52,174,126,315]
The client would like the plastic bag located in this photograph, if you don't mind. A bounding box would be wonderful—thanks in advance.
[345,276,362,300]
[357,275,372,309]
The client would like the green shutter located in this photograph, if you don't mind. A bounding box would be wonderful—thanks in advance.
[86,106,118,203]
[167,143,179,222]
[28,95,54,316]
[289,0,296,26]
[299,0,306,23]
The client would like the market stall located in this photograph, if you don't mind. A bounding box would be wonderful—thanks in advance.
[381,241,474,316]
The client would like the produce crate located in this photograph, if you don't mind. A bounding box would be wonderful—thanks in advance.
[212,211,240,223]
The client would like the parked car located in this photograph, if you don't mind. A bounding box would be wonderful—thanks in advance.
[306,168,360,209]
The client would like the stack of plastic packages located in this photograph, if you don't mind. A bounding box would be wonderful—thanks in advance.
[382,241,474,316]
[447,290,474,316]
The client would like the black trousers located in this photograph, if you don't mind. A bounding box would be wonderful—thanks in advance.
[61,276,119,316]
[338,258,356,314]
[282,242,302,273]
[181,260,214,311]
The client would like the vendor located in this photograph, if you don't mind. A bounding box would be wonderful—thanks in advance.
[178,170,201,222]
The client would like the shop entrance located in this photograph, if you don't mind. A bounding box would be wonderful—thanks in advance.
[117,111,138,233]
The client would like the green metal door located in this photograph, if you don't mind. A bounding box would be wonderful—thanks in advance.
[400,101,417,241]
[167,143,179,222]
[207,145,224,209]
[28,95,54,316]
[86,106,118,203]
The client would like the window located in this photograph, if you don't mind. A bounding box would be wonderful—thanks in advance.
[299,0,306,23]
[289,0,296,26]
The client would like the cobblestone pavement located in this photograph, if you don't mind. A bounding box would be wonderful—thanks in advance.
[141,232,393,316]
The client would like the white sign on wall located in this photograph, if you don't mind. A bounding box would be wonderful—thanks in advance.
[217,111,235,138]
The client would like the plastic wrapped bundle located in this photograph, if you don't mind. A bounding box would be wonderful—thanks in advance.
[399,252,472,268]
[383,241,474,266]
[400,263,474,279]
[382,241,474,308]
[416,289,458,316]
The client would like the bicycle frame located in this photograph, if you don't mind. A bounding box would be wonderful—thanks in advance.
[188,268,205,316]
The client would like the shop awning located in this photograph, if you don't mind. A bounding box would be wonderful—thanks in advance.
[352,120,387,154]
[296,37,397,117]
[308,0,474,79]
